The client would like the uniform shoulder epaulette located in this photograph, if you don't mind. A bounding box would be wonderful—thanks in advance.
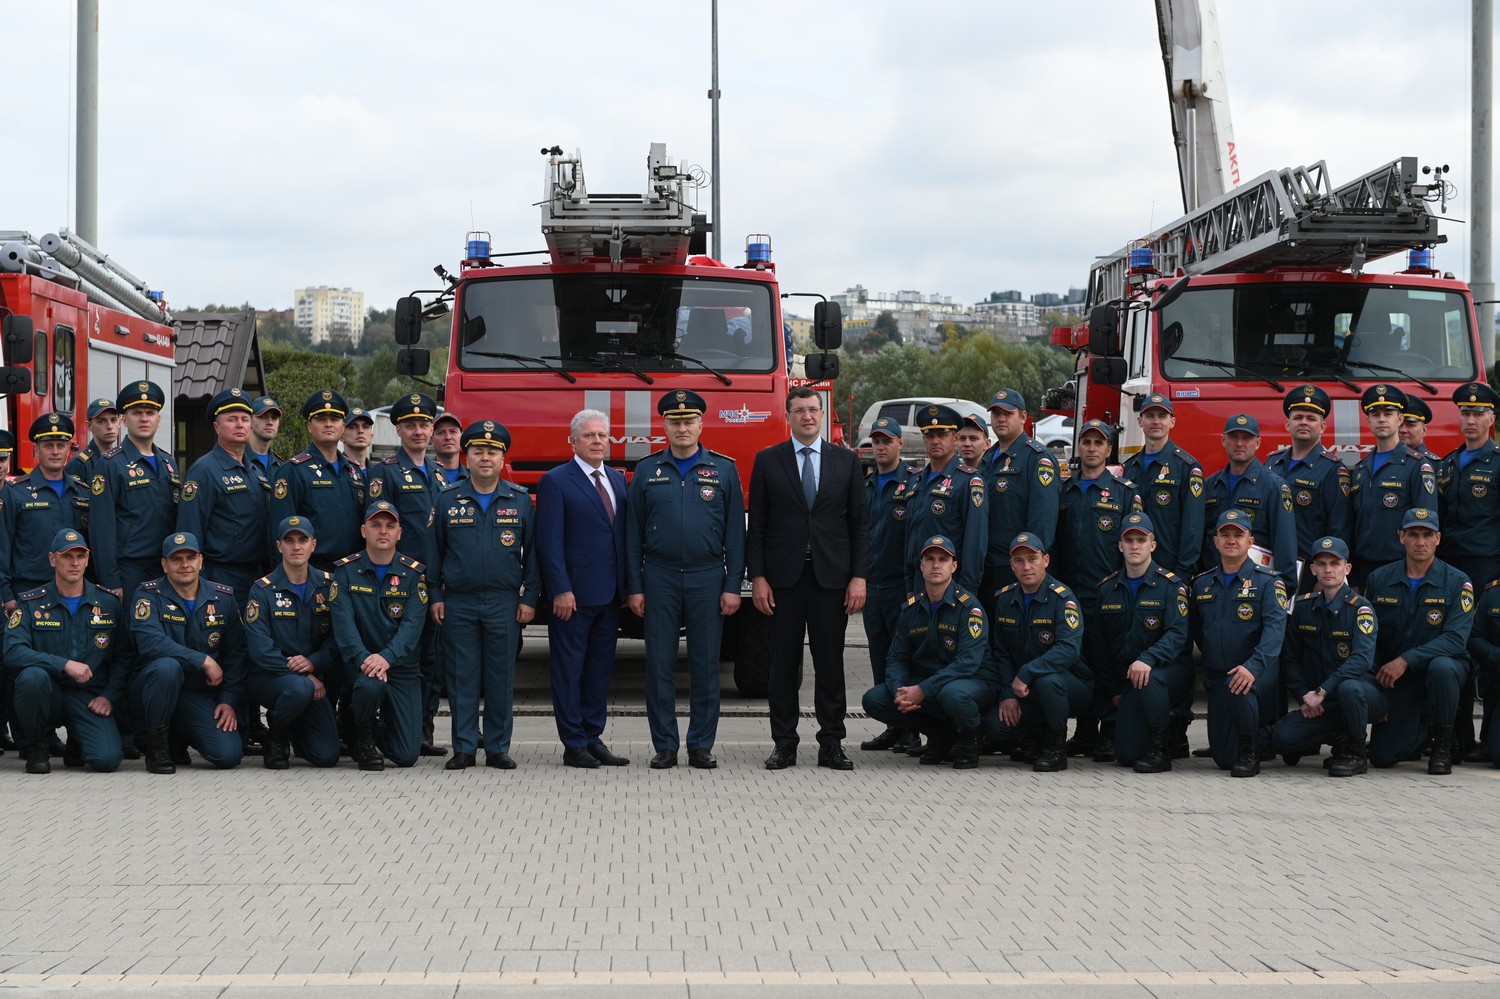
[1025,437,1047,454]
[1251,563,1279,576]
[140,578,162,592]
[956,590,970,603]
[75,451,91,463]
[333,553,360,568]
[905,594,919,606]
[509,481,529,494]
[16,586,45,602]
[1159,567,1180,583]
[1050,582,1069,596]
[956,461,978,475]
[1267,445,1290,458]
[380,456,401,465]
[101,445,124,460]
[1346,589,1366,603]
[1100,570,1122,585]
[207,580,236,596]
[397,554,427,574]
[253,575,272,588]
[290,452,313,465]
[317,569,333,583]
[707,448,734,461]
[1319,449,1342,462]
[999,582,1017,595]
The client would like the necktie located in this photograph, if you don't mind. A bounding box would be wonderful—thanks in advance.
[593,470,614,523]
[800,445,816,508]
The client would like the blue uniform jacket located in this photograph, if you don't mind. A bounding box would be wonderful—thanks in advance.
[130,576,247,705]
[1364,558,1474,668]
[87,442,180,589]
[1200,458,1297,582]
[902,453,986,593]
[1190,562,1287,677]
[1438,440,1500,561]
[4,581,125,702]
[330,552,429,674]
[864,462,921,588]
[988,574,1088,698]
[1091,563,1190,673]
[1053,469,1142,591]
[176,444,270,568]
[625,447,745,595]
[1350,446,1438,566]
[1121,441,1205,574]
[1282,583,1377,698]
[430,479,541,606]
[367,451,443,570]
[244,566,338,681]
[0,470,86,602]
[981,434,1060,570]
[270,449,367,567]
[1467,579,1500,678]
[884,581,992,696]
[1265,445,1353,558]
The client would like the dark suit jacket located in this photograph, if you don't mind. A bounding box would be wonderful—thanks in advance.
[746,439,870,590]
[536,459,627,607]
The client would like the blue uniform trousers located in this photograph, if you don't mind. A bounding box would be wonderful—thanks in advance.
[129,658,243,768]
[112,556,161,749]
[1114,659,1193,766]
[643,564,724,752]
[420,618,442,720]
[1273,679,1386,755]
[982,672,1092,742]
[1202,663,1281,770]
[863,677,1000,735]
[1484,672,1500,765]
[13,668,122,772]
[861,584,905,685]
[549,602,619,750]
[250,674,340,767]
[349,669,421,767]
[442,593,520,755]
[1369,657,1468,767]
[204,560,261,752]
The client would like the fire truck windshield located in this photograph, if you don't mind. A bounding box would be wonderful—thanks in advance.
[1156,283,1477,384]
[455,274,777,374]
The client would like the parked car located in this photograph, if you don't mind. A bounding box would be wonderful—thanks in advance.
[855,397,995,467]
[1032,414,1074,463]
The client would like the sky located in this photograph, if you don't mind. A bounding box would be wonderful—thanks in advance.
[3,1,1486,318]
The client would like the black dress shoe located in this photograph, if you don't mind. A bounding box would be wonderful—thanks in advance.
[444,752,476,770]
[860,726,902,751]
[419,741,448,758]
[764,745,797,770]
[564,747,602,768]
[485,752,517,769]
[587,743,630,766]
[687,749,717,769]
[817,745,854,770]
[650,750,678,769]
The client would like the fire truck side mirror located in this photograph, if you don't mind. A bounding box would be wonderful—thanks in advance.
[1087,306,1120,357]
[396,347,431,377]
[2,314,35,364]
[805,352,840,380]
[394,297,424,346]
[1150,276,1190,312]
[813,301,843,350]
[0,367,33,395]
[1089,357,1127,387]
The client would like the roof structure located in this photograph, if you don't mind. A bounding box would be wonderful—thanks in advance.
[171,310,267,400]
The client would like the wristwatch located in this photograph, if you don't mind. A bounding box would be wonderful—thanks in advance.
[1315,687,1328,699]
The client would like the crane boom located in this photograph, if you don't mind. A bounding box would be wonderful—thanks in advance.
[1156,0,1239,210]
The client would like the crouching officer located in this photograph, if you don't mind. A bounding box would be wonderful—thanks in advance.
[1091,513,1190,773]
[1365,508,1474,773]
[861,535,996,768]
[330,501,428,770]
[982,533,1090,771]
[5,529,124,773]
[430,421,539,770]
[130,532,246,773]
[1190,509,1288,777]
[1272,537,1383,776]
[244,517,339,769]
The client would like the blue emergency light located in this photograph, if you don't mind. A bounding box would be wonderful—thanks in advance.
[1128,246,1155,273]
[1408,248,1433,271]
[146,290,164,303]
[465,231,491,261]
[746,234,772,265]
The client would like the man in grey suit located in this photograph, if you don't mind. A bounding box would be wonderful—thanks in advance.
[748,387,870,771]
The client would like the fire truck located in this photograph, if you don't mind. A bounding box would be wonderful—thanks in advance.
[0,230,176,469]
[393,144,843,697]
[1044,156,1479,465]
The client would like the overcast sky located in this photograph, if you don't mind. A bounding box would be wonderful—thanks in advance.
[5,1,1486,317]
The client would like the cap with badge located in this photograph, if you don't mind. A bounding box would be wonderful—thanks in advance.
[434,411,462,431]
[86,397,118,420]
[1402,507,1439,531]
[208,387,254,421]
[29,412,74,441]
[1216,508,1252,532]
[364,500,401,522]
[1137,392,1173,414]
[958,412,988,434]
[1078,418,1112,440]
[1361,383,1407,412]
[1309,536,1350,560]
[50,529,88,554]
[117,380,165,411]
[251,396,282,417]
[1222,414,1259,436]
[1121,512,1156,536]
[302,389,348,420]
[276,516,316,540]
[1284,384,1331,415]
[657,390,706,419]
[1453,381,1500,410]
[390,393,438,423]
[920,534,957,557]
[162,532,201,557]
[1009,532,1047,554]
[461,420,510,451]
[345,407,374,426]
[1403,396,1433,423]
[987,388,1026,412]
[0,429,15,456]
[916,403,960,433]
[869,416,902,440]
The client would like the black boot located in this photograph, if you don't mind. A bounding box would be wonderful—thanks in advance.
[169,729,191,767]
[895,729,925,756]
[242,708,267,754]
[1064,714,1098,757]
[860,726,902,751]
[1170,716,1191,760]
[950,732,980,770]
[1133,726,1171,773]
[1428,724,1455,776]
[1329,733,1368,777]
[1033,728,1068,772]
[63,734,84,769]
[354,723,384,771]
[1231,733,1260,777]
[22,730,50,774]
[919,727,955,765]
[1092,721,1116,763]
[144,725,175,774]
[419,714,447,757]
[263,724,291,770]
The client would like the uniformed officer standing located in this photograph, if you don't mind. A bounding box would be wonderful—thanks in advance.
[1091,513,1190,773]
[432,413,469,488]
[5,529,124,773]
[130,532,245,773]
[1271,536,1383,777]
[955,413,990,468]
[1365,508,1474,774]
[0,414,86,606]
[902,404,986,597]
[244,516,340,769]
[63,397,121,501]
[341,408,375,477]
[1265,385,1353,591]
[858,417,924,754]
[980,389,1059,602]
[625,390,745,770]
[247,396,286,478]
[1349,384,1438,588]
[176,388,271,604]
[367,392,446,758]
[1189,509,1288,776]
[430,421,539,770]
[1466,578,1500,767]
[1400,396,1441,465]
[861,534,995,769]
[1199,414,1297,586]
[982,533,1091,771]
[1121,394,1204,579]
[88,380,180,602]
[270,390,366,572]
[330,501,429,770]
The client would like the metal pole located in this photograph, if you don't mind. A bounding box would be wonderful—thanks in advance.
[709,0,722,261]
[1476,0,1496,375]
[1184,104,1198,210]
[76,0,98,245]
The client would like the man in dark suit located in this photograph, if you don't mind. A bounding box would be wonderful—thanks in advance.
[536,409,631,769]
[748,387,870,771]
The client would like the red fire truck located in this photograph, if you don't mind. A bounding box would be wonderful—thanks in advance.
[0,230,176,469]
[394,144,843,696]
[1044,157,1480,464]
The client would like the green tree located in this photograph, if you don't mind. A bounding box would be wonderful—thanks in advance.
[856,310,902,354]
[260,344,356,456]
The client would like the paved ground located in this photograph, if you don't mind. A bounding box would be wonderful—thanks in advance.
[2,623,1499,997]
